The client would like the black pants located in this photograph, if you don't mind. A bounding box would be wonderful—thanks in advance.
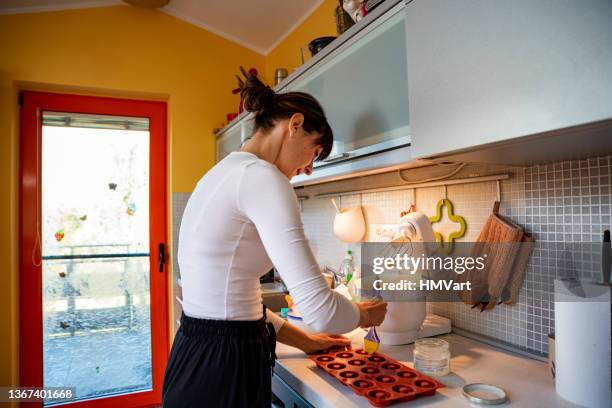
[162,309,276,408]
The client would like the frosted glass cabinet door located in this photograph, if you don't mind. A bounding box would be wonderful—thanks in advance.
[284,3,410,163]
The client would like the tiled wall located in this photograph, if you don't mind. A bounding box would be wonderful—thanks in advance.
[299,155,612,356]
[171,155,612,355]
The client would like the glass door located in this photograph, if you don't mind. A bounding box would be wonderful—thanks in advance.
[20,92,168,408]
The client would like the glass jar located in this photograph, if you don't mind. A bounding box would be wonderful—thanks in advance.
[413,338,450,377]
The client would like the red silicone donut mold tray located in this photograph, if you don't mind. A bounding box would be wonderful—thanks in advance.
[310,347,444,407]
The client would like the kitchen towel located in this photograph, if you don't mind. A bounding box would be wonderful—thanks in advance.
[554,279,611,408]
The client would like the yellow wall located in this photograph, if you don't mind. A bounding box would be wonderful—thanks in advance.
[0,5,264,387]
[265,0,339,85]
[0,0,338,389]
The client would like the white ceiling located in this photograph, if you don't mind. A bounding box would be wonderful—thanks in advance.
[0,0,326,55]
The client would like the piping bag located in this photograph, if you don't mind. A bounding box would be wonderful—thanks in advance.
[364,326,380,354]
[363,288,382,354]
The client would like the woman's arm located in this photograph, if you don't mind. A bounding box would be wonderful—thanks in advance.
[240,162,386,334]
[266,300,387,339]
[275,318,351,354]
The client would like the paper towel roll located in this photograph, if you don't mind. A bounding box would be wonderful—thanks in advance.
[554,279,611,408]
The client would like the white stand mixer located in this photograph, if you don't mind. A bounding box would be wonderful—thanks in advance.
[354,211,451,345]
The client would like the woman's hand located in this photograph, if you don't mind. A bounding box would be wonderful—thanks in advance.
[276,320,352,355]
[357,299,388,328]
[301,334,351,355]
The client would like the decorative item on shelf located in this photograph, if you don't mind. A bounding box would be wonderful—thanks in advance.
[335,0,355,35]
[428,198,466,254]
[308,36,337,57]
[300,46,306,64]
[364,0,385,14]
[343,0,367,23]
[231,66,259,115]
[274,67,288,86]
[54,229,65,242]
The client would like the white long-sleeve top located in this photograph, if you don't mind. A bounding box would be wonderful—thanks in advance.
[178,151,360,334]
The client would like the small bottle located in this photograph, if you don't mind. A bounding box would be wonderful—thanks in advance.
[339,250,356,285]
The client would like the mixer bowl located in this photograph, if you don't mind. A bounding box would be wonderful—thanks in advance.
[377,301,426,345]
[349,276,426,345]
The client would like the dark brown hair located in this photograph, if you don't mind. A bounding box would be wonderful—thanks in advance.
[240,75,333,161]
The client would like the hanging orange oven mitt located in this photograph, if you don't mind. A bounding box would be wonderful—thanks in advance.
[460,202,524,310]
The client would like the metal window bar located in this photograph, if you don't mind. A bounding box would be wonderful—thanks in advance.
[43,244,150,336]
[42,253,149,260]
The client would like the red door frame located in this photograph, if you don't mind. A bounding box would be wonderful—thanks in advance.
[19,91,169,408]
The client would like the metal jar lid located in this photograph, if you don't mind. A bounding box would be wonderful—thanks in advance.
[462,383,508,405]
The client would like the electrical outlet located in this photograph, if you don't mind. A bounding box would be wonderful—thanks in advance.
[369,224,398,242]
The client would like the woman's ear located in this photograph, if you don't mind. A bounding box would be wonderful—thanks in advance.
[288,113,305,138]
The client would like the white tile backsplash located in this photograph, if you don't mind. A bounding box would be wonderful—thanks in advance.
[172,155,612,356]
[299,156,611,356]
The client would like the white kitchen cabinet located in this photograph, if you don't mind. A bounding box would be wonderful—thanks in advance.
[405,0,612,160]
[284,1,410,173]
[215,115,254,162]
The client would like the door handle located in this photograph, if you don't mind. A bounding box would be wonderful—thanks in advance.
[159,243,166,273]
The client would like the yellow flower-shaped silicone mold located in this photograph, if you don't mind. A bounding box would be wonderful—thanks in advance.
[428,199,467,253]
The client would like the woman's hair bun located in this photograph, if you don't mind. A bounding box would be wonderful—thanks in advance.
[241,75,275,114]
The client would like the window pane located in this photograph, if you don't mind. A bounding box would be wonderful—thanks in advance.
[41,115,153,404]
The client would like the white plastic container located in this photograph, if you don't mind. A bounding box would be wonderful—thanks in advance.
[413,338,450,377]
[554,279,611,407]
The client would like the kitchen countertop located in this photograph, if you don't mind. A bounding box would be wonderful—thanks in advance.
[274,329,580,407]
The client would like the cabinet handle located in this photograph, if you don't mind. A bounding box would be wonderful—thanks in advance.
[159,243,166,273]
[322,152,351,163]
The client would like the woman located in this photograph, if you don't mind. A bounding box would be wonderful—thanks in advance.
[162,75,387,407]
